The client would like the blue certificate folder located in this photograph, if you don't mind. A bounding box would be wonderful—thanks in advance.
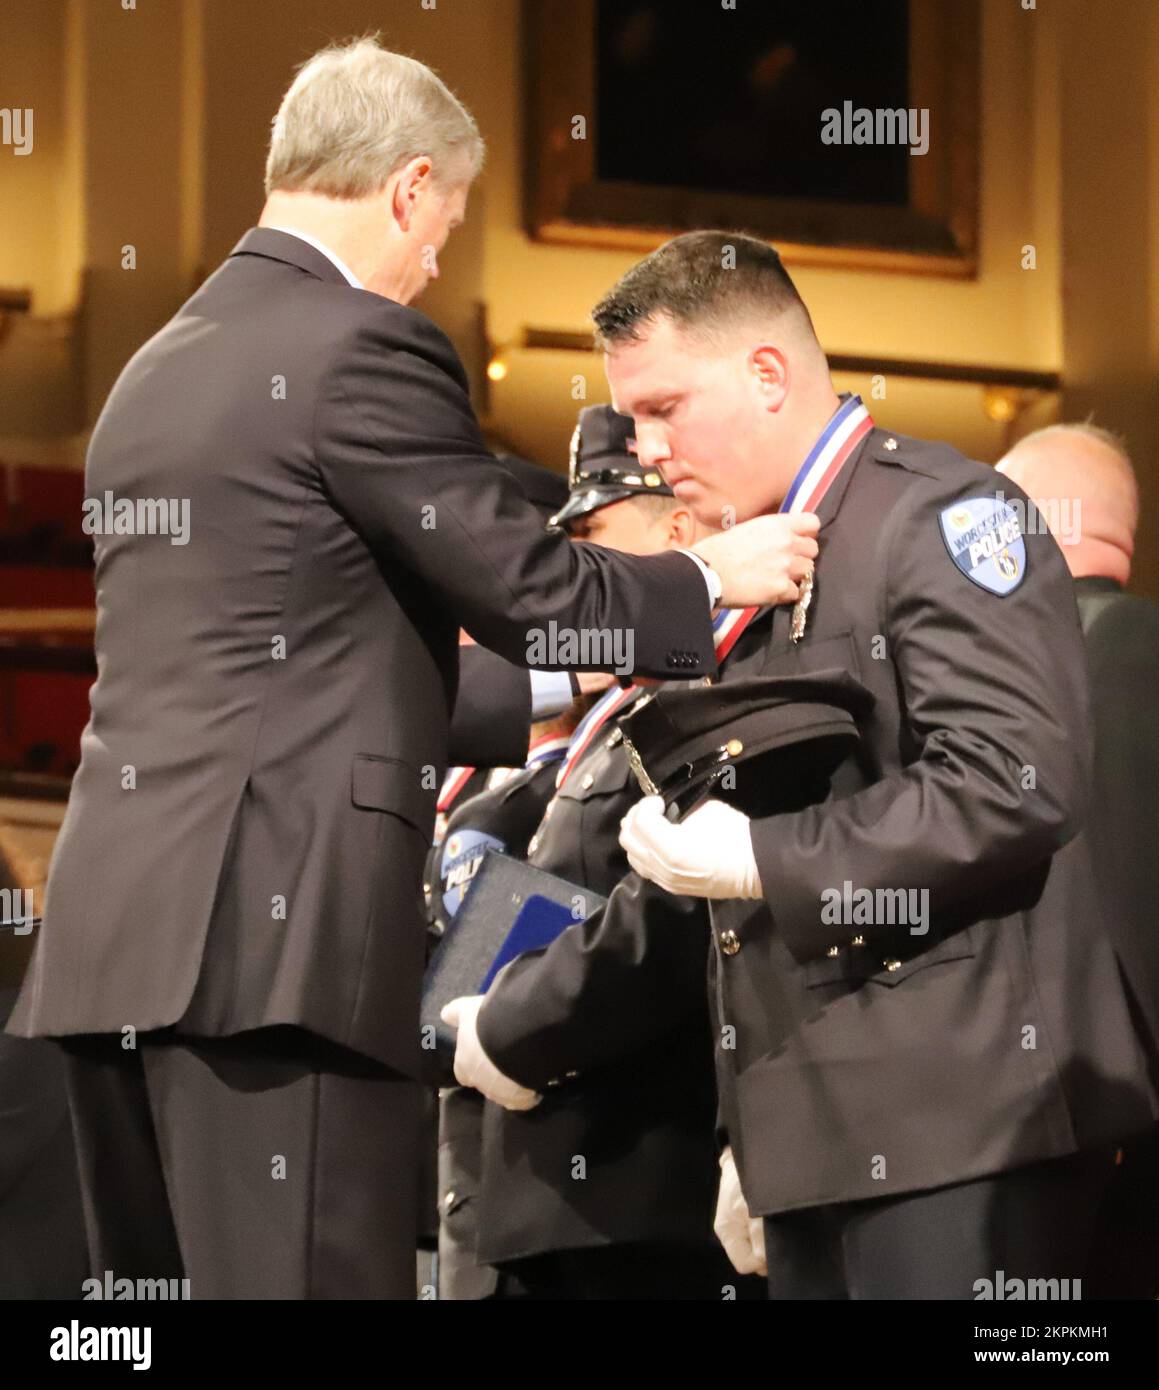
[421,850,606,1077]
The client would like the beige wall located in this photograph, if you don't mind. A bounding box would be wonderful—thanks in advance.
[1,0,1157,590]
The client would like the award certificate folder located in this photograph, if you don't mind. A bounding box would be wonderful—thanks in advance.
[421,850,606,1075]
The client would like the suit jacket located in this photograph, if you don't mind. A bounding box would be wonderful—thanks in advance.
[475,713,721,1264]
[709,429,1157,1214]
[1075,576,1159,1077]
[6,228,715,1074]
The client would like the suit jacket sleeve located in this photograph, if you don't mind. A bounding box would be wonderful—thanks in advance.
[475,873,711,1090]
[748,474,1089,964]
[313,306,717,680]
[447,645,532,767]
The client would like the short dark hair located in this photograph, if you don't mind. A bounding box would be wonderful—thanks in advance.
[592,231,814,348]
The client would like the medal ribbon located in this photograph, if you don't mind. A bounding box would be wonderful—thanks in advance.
[712,394,873,663]
[525,731,571,770]
[555,683,642,789]
[437,764,477,813]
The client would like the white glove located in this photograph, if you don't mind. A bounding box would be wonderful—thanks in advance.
[714,1146,767,1277]
[619,796,763,900]
[440,995,542,1112]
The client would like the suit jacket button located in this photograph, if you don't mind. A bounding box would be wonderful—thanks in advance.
[580,772,594,790]
[883,958,902,972]
[720,929,741,956]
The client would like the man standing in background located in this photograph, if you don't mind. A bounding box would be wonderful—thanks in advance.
[999,424,1159,1298]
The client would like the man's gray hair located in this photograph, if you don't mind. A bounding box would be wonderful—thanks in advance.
[265,36,484,198]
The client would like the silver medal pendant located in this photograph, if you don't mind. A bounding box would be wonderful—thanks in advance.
[790,566,814,644]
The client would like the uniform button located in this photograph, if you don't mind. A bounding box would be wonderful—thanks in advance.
[564,1069,579,1079]
[606,729,623,748]
[883,958,902,972]
[444,1191,456,1209]
[580,772,594,790]
[545,1077,561,1088]
[826,944,841,957]
[720,929,741,956]
[851,935,865,947]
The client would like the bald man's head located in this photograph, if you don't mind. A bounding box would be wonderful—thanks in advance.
[996,424,1138,582]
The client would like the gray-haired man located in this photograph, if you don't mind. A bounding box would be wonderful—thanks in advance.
[7,42,814,1298]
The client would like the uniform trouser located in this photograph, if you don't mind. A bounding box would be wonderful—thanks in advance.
[58,1025,421,1299]
[762,1146,1116,1300]
[1084,1123,1159,1298]
[498,1242,766,1300]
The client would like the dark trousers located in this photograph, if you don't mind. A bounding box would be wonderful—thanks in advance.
[499,1242,766,1300]
[59,1026,421,1299]
[1084,1124,1159,1298]
[763,1147,1115,1300]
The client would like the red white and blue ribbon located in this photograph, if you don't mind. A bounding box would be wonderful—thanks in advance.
[555,683,642,789]
[437,764,478,813]
[713,393,873,663]
[525,731,572,770]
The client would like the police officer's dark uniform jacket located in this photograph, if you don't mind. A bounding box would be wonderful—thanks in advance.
[478,426,1159,1221]
[474,715,724,1268]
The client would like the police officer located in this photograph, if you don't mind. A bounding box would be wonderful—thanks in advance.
[472,232,1157,1299]
[444,406,764,1300]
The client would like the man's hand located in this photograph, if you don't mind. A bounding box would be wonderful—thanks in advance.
[693,512,819,609]
[714,1146,767,1277]
[440,995,542,1111]
[619,796,763,899]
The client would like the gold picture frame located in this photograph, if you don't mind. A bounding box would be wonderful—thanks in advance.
[523,0,980,278]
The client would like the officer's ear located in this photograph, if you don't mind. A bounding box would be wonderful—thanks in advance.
[666,504,699,549]
[748,344,790,410]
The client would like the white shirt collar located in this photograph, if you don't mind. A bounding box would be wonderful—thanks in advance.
[263,226,363,289]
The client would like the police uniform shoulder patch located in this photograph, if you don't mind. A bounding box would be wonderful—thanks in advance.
[439,828,505,918]
[938,495,1027,596]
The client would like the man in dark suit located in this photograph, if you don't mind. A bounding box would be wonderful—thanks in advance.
[4,49,815,1299]
[999,424,1159,1297]
[474,230,1157,1298]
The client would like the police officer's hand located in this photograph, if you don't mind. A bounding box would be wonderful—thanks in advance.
[441,995,542,1111]
[692,512,819,609]
[619,796,763,899]
[714,1146,767,1277]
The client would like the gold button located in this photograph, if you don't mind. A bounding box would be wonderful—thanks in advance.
[884,958,902,972]
[580,772,594,790]
[725,738,743,757]
[545,1077,561,1088]
[851,935,865,947]
[564,1069,579,1079]
[720,929,741,956]
[826,945,840,958]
